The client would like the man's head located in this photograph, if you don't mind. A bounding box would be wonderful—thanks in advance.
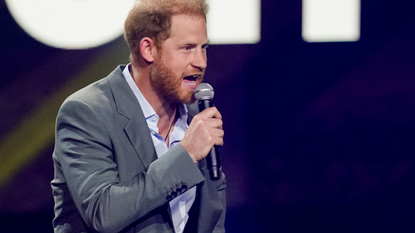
[124,0,208,64]
[124,0,209,104]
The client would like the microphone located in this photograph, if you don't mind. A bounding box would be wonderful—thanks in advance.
[194,83,221,180]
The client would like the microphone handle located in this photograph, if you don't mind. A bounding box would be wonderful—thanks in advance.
[198,99,221,180]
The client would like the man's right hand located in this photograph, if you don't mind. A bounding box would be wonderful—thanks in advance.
[180,107,224,162]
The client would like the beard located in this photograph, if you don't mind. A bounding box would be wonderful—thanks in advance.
[150,55,202,105]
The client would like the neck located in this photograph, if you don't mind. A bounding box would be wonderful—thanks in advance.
[130,63,177,140]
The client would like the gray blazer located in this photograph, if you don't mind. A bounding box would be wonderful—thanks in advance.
[51,66,226,233]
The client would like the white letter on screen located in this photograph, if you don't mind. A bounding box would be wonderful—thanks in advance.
[302,0,360,42]
[6,0,262,49]
[5,0,135,49]
[206,0,261,44]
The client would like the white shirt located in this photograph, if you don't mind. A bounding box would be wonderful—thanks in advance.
[123,65,197,233]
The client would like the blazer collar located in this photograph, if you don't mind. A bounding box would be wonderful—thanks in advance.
[107,65,158,170]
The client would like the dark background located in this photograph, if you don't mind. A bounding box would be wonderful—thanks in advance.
[1,0,415,232]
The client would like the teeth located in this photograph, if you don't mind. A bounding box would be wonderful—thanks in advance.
[184,75,198,80]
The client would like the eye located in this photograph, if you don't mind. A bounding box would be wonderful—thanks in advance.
[182,45,196,51]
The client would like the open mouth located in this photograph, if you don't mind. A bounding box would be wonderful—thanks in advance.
[183,75,200,89]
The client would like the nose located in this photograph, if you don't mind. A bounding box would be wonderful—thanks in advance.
[191,47,207,70]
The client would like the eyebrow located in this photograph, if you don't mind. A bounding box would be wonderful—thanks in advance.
[181,39,210,47]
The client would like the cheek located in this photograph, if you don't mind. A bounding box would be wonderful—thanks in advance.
[168,55,190,71]
[174,61,188,73]
[161,54,189,79]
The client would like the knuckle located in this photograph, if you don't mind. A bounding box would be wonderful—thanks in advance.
[196,119,204,127]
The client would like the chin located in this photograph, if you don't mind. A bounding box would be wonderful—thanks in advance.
[172,84,195,104]
[179,91,196,104]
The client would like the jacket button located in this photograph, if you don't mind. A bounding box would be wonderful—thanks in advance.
[166,195,172,201]
[171,192,177,198]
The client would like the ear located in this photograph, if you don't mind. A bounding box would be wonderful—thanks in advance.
[140,37,158,63]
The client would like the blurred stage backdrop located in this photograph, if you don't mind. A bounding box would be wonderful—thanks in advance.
[1,0,415,232]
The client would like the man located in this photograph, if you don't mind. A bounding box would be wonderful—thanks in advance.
[51,0,226,232]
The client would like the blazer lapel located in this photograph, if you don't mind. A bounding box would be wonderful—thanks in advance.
[108,65,158,171]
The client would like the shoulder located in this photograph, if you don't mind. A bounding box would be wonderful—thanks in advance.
[67,78,110,106]
[61,66,126,112]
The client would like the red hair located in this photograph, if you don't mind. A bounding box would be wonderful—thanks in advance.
[124,0,208,64]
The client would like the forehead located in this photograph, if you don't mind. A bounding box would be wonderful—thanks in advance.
[166,14,208,44]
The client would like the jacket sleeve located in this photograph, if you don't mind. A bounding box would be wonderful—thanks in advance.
[54,99,205,233]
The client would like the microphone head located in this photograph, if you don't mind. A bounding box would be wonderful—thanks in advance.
[195,83,214,101]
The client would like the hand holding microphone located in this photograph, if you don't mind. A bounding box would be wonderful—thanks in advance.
[180,83,223,180]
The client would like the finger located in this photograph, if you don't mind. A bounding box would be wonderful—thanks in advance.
[198,107,222,119]
[212,107,222,119]
[203,118,223,129]
[211,128,224,138]
[213,133,224,146]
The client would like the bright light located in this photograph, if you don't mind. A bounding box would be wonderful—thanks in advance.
[6,0,261,49]
[302,0,361,42]
[206,0,261,44]
[5,0,135,49]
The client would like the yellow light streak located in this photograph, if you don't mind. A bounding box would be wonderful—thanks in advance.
[0,39,129,188]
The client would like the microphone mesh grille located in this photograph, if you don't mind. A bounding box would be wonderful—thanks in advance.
[194,83,214,100]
